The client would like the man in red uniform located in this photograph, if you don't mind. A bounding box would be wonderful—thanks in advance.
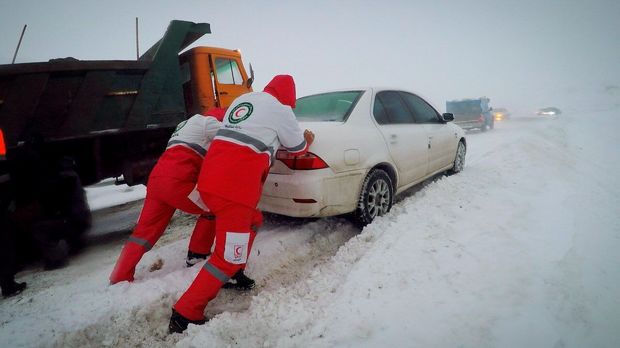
[169,75,315,333]
[109,110,245,285]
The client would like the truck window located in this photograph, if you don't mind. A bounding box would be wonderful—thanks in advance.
[214,58,243,85]
[375,91,415,124]
[399,92,440,123]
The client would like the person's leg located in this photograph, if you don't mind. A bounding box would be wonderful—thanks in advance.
[159,180,215,264]
[171,195,254,329]
[0,214,26,297]
[109,192,175,284]
[222,208,262,289]
[186,213,216,266]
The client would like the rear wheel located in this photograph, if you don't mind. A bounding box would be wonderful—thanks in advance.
[353,169,393,227]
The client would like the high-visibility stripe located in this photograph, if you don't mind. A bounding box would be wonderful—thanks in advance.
[215,129,274,157]
[0,173,10,183]
[284,139,307,153]
[166,140,207,157]
[203,262,230,283]
[128,236,153,251]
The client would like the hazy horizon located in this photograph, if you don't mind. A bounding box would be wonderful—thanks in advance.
[1,0,618,115]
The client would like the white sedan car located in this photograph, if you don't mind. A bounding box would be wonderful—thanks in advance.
[259,88,466,226]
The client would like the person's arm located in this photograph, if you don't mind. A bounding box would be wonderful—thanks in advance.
[203,116,221,143]
[276,108,313,155]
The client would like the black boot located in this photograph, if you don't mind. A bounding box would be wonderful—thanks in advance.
[1,280,27,298]
[186,251,210,267]
[168,308,207,334]
[222,269,255,290]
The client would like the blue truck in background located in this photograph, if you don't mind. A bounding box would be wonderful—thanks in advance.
[446,97,494,131]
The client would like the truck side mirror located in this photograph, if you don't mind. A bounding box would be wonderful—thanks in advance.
[441,113,454,122]
[246,63,255,88]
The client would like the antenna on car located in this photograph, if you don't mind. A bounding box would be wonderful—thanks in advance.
[12,24,27,64]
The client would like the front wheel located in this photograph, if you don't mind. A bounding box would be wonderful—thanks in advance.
[447,141,466,175]
[353,169,393,227]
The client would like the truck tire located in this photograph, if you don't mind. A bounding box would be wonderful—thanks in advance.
[353,169,393,227]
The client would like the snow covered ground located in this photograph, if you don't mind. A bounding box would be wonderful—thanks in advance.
[1,106,619,347]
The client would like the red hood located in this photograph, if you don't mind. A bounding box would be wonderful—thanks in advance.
[263,75,296,108]
[203,107,226,122]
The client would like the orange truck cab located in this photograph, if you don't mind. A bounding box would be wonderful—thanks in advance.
[181,46,253,116]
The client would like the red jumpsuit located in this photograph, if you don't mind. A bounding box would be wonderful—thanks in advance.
[173,75,309,321]
[109,112,222,284]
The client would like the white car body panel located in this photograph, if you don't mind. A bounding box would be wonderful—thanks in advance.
[259,87,465,218]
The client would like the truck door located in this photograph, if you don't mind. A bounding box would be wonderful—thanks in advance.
[373,91,428,187]
[210,55,250,107]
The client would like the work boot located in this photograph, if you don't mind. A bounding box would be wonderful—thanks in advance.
[168,308,206,334]
[1,281,27,298]
[186,251,210,267]
[222,269,255,290]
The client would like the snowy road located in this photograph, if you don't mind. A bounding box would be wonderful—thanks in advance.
[1,109,619,347]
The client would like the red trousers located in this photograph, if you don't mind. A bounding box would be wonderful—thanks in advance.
[109,177,214,284]
[173,194,261,321]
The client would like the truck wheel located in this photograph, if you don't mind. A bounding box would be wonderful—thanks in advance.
[447,141,466,175]
[353,169,393,227]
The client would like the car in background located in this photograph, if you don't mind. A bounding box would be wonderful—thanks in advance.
[259,88,467,226]
[446,97,494,131]
[536,107,562,116]
[492,108,511,121]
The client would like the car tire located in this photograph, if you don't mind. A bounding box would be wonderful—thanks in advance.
[480,123,487,132]
[447,141,466,175]
[353,169,393,227]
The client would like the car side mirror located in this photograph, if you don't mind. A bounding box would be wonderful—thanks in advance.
[441,113,454,122]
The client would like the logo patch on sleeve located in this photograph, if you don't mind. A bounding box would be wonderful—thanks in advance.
[228,102,254,124]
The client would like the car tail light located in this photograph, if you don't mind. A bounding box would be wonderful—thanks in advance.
[478,114,484,121]
[276,150,329,170]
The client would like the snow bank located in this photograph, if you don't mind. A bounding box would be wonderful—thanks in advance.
[1,106,619,348]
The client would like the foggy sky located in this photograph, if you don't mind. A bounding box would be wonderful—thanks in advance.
[1,0,618,115]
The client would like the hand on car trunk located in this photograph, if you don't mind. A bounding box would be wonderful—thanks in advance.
[304,129,315,146]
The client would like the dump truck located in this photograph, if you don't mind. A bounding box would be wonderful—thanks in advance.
[1,20,253,187]
[0,20,253,263]
[446,97,494,131]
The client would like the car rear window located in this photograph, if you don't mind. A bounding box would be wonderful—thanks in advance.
[294,91,363,122]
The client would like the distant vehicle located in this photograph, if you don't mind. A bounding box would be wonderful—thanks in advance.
[446,97,494,131]
[536,107,562,116]
[260,88,467,227]
[492,108,510,121]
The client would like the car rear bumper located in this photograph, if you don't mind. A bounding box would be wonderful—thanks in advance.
[259,169,364,217]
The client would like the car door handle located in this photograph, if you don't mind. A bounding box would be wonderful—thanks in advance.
[219,91,229,95]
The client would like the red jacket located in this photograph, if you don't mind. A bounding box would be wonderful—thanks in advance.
[149,114,220,183]
[198,75,307,208]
